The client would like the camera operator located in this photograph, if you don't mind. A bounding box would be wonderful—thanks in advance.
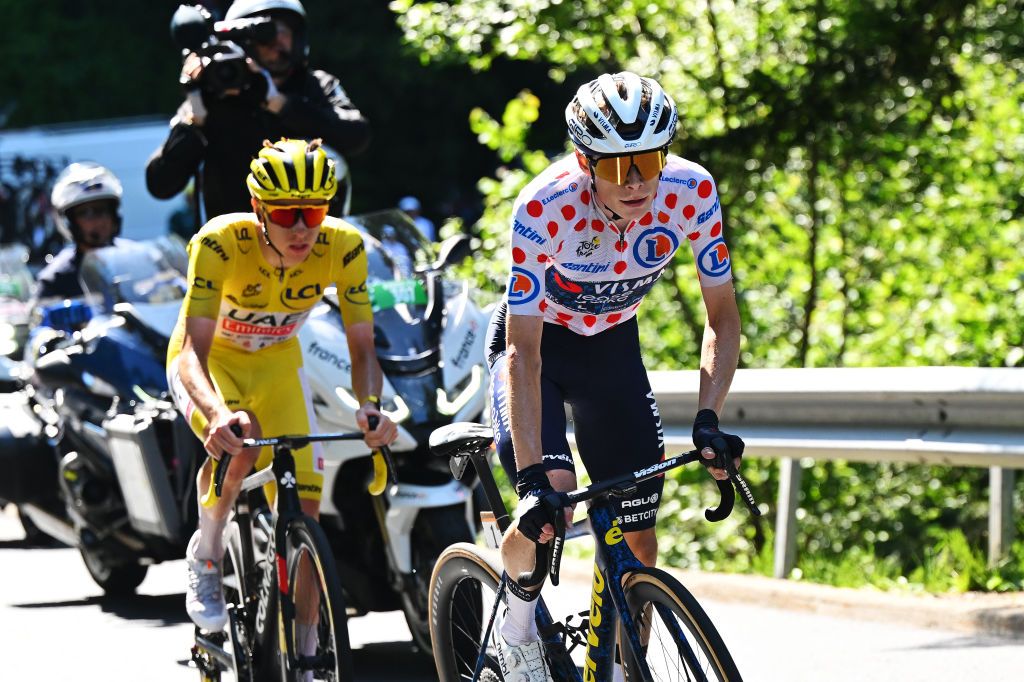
[146,0,370,226]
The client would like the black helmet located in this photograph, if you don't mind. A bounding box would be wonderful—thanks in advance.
[225,0,308,73]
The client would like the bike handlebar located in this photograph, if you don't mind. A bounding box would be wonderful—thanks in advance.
[516,447,762,588]
[206,426,372,506]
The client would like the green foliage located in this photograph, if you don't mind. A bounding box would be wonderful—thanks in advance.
[393,0,1024,592]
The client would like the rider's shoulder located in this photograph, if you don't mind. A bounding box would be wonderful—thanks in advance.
[192,213,256,242]
[513,155,588,215]
[661,155,717,189]
[319,216,363,244]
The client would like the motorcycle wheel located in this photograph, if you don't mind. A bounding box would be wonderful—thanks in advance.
[400,504,474,654]
[79,546,148,595]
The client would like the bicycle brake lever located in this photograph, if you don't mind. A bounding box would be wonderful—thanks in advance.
[547,493,567,587]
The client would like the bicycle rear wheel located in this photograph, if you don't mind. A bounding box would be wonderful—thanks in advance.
[428,543,505,682]
[278,517,354,681]
[619,568,742,682]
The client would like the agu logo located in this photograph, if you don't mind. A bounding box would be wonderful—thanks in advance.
[508,267,540,305]
[698,238,731,277]
[633,227,679,268]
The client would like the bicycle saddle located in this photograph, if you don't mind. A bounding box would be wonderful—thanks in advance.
[428,422,493,459]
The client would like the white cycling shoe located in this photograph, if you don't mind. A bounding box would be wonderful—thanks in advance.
[495,634,553,682]
[185,550,227,631]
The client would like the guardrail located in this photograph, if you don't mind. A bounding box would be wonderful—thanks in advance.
[569,367,1024,578]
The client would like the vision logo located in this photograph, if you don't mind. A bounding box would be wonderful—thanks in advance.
[698,238,731,277]
[633,227,679,268]
[508,266,540,305]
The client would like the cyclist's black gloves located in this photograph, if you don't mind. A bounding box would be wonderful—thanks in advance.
[514,463,556,544]
[692,409,745,470]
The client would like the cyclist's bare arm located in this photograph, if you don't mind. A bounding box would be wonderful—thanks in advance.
[179,316,248,457]
[506,314,545,471]
[697,281,741,479]
[345,319,397,448]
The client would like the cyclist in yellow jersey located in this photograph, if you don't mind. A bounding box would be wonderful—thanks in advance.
[166,138,398,634]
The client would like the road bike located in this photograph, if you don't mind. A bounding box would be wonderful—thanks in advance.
[427,422,761,682]
[191,427,396,682]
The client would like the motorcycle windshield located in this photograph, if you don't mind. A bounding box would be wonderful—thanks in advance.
[345,210,437,363]
[79,239,187,313]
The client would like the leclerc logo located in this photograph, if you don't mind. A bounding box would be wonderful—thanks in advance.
[698,238,731,277]
[508,267,540,305]
[633,227,679,268]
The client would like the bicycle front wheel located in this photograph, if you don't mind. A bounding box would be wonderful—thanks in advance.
[619,568,742,682]
[278,517,354,682]
[428,543,505,682]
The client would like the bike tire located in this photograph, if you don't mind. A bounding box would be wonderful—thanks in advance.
[401,504,475,655]
[428,543,506,682]
[619,568,742,682]
[278,517,354,682]
[222,523,254,682]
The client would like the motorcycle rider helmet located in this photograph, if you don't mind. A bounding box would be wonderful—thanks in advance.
[50,162,123,245]
[565,71,678,156]
[247,137,337,203]
[225,0,309,73]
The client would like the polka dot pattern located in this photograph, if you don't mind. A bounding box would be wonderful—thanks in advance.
[639,213,653,226]
[710,221,722,237]
[614,261,627,274]
[688,231,701,241]
[665,193,678,209]
[683,205,696,220]
[512,247,525,264]
[561,205,576,221]
[581,190,591,205]
[539,300,548,312]
[574,219,587,232]
[547,221,559,238]
[606,313,622,324]
[592,220,604,232]
[658,211,670,223]
[527,200,543,217]
[583,315,597,327]
[698,180,713,198]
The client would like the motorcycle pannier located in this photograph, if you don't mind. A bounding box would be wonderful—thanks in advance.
[103,411,181,542]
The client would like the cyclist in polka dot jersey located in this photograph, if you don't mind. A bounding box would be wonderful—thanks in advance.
[486,72,745,682]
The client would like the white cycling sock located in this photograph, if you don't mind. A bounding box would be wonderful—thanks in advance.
[296,621,318,656]
[611,662,625,682]
[500,579,540,646]
[192,506,226,561]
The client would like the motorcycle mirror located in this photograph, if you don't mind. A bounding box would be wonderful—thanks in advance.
[432,234,472,271]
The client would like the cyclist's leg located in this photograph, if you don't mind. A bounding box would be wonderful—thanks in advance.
[567,317,666,567]
[168,353,263,559]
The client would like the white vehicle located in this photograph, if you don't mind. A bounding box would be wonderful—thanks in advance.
[297,209,488,651]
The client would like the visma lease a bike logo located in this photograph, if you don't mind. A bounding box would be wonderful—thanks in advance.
[632,227,679,268]
[508,266,540,305]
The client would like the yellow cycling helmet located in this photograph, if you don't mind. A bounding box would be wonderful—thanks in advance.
[246,138,337,202]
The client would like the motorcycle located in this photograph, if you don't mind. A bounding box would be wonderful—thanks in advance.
[16,238,204,594]
[0,244,33,361]
[296,209,488,651]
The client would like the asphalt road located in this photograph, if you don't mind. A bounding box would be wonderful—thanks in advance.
[0,507,1020,681]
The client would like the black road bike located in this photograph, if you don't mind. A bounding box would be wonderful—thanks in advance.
[191,427,395,682]
[427,423,761,682]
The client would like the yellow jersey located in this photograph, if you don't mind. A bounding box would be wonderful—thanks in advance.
[167,212,372,364]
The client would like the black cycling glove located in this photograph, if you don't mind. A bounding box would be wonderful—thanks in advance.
[514,463,556,544]
[692,409,745,470]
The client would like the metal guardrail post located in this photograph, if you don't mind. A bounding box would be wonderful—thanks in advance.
[774,457,802,579]
[989,467,1016,567]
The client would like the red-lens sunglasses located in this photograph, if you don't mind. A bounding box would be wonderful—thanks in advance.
[264,205,330,229]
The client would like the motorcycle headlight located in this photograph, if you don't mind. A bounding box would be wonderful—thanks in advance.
[437,364,484,416]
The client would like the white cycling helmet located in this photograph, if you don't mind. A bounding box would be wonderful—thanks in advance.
[225,0,306,21]
[565,72,678,156]
[50,162,123,242]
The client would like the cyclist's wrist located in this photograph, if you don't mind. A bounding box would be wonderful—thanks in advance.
[515,463,552,499]
[692,408,719,437]
[359,395,381,410]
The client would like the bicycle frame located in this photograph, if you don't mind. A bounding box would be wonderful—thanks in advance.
[464,445,728,682]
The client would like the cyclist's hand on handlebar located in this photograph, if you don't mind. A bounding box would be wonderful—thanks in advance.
[204,410,251,459]
[512,464,560,544]
[356,402,397,449]
[692,409,744,481]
